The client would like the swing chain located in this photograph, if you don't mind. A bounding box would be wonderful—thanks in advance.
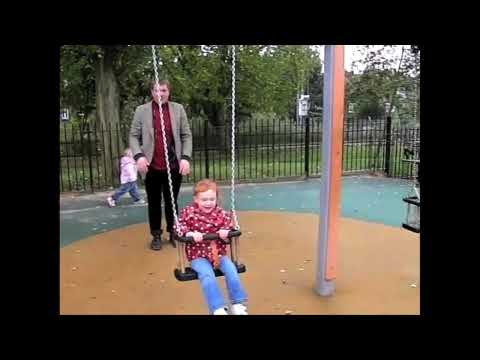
[151,45,239,235]
[151,45,182,237]
[230,45,240,231]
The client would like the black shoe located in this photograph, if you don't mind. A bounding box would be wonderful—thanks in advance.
[169,232,177,248]
[150,233,162,251]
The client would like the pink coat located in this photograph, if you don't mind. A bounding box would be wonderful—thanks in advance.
[120,156,138,184]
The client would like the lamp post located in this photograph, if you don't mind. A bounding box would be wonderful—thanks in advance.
[384,102,392,176]
[60,108,69,122]
[299,95,311,177]
[79,112,95,192]
[384,102,391,115]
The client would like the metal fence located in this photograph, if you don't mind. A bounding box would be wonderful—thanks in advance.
[60,116,420,193]
[342,117,420,178]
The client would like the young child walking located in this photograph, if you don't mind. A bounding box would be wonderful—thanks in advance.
[175,179,248,315]
[107,148,145,207]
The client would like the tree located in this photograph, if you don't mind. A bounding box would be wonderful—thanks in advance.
[348,45,420,123]
[60,45,96,131]
[61,44,322,156]
[94,46,127,183]
[61,45,130,183]
[155,45,321,148]
[347,45,421,171]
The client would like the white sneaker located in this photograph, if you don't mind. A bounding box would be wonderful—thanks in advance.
[231,303,248,315]
[213,307,229,315]
[134,199,146,205]
[107,197,116,207]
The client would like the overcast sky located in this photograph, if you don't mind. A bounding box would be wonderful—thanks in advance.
[312,45,411,73]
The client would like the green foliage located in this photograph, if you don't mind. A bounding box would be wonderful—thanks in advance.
[60,45,98,119]
[60,45,322,129]
[347,45,420,122]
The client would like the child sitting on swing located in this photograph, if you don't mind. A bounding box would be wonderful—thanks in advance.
[175,179,248,315]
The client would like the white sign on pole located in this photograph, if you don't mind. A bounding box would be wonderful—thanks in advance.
[298,95,310,117]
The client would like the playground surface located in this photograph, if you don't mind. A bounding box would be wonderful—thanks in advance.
[60,176,420,315]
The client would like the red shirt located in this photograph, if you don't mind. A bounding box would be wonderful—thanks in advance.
[175,203,234,264]
[151,101,177,171]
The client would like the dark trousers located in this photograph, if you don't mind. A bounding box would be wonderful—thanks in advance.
[145,167,182,235]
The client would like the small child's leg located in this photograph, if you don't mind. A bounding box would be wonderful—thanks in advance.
[112,183,130,202]
[191,257,227,314]
[128,182,141,202]
[219,256,248,308]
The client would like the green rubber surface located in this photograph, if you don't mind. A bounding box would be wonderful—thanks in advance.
[60,176,413,247]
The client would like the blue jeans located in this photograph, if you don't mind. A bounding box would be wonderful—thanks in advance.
[190,256,248,314]
[112,181,141,202]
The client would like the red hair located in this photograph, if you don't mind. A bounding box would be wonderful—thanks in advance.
[194,179,221,203]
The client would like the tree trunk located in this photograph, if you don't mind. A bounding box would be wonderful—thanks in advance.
[372,46,406,171]
[203,100,228,150]
[95,46,124,187]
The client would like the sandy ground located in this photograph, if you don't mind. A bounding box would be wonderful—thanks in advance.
[60,211,419,315]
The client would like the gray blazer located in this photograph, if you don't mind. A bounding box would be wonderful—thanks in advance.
[129,101,192,178]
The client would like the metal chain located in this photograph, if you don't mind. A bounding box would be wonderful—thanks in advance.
[230,45,240,230]
[412,77,420,201]
[151,45,160,91]
[413,82,417,122]
[151,45,181,235]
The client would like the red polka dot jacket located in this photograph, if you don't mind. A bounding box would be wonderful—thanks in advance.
[175,203,234,264]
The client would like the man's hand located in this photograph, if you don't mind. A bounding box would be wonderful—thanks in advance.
[179,159,190,176]
[136,157,150,175]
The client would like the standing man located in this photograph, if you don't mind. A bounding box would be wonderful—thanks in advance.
[129,80,192,250]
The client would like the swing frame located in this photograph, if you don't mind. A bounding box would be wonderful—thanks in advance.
[402,158,420,233]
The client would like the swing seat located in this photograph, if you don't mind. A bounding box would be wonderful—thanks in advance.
[174,263,246,282]
[402,195,420,233]
[174,230,246,281]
